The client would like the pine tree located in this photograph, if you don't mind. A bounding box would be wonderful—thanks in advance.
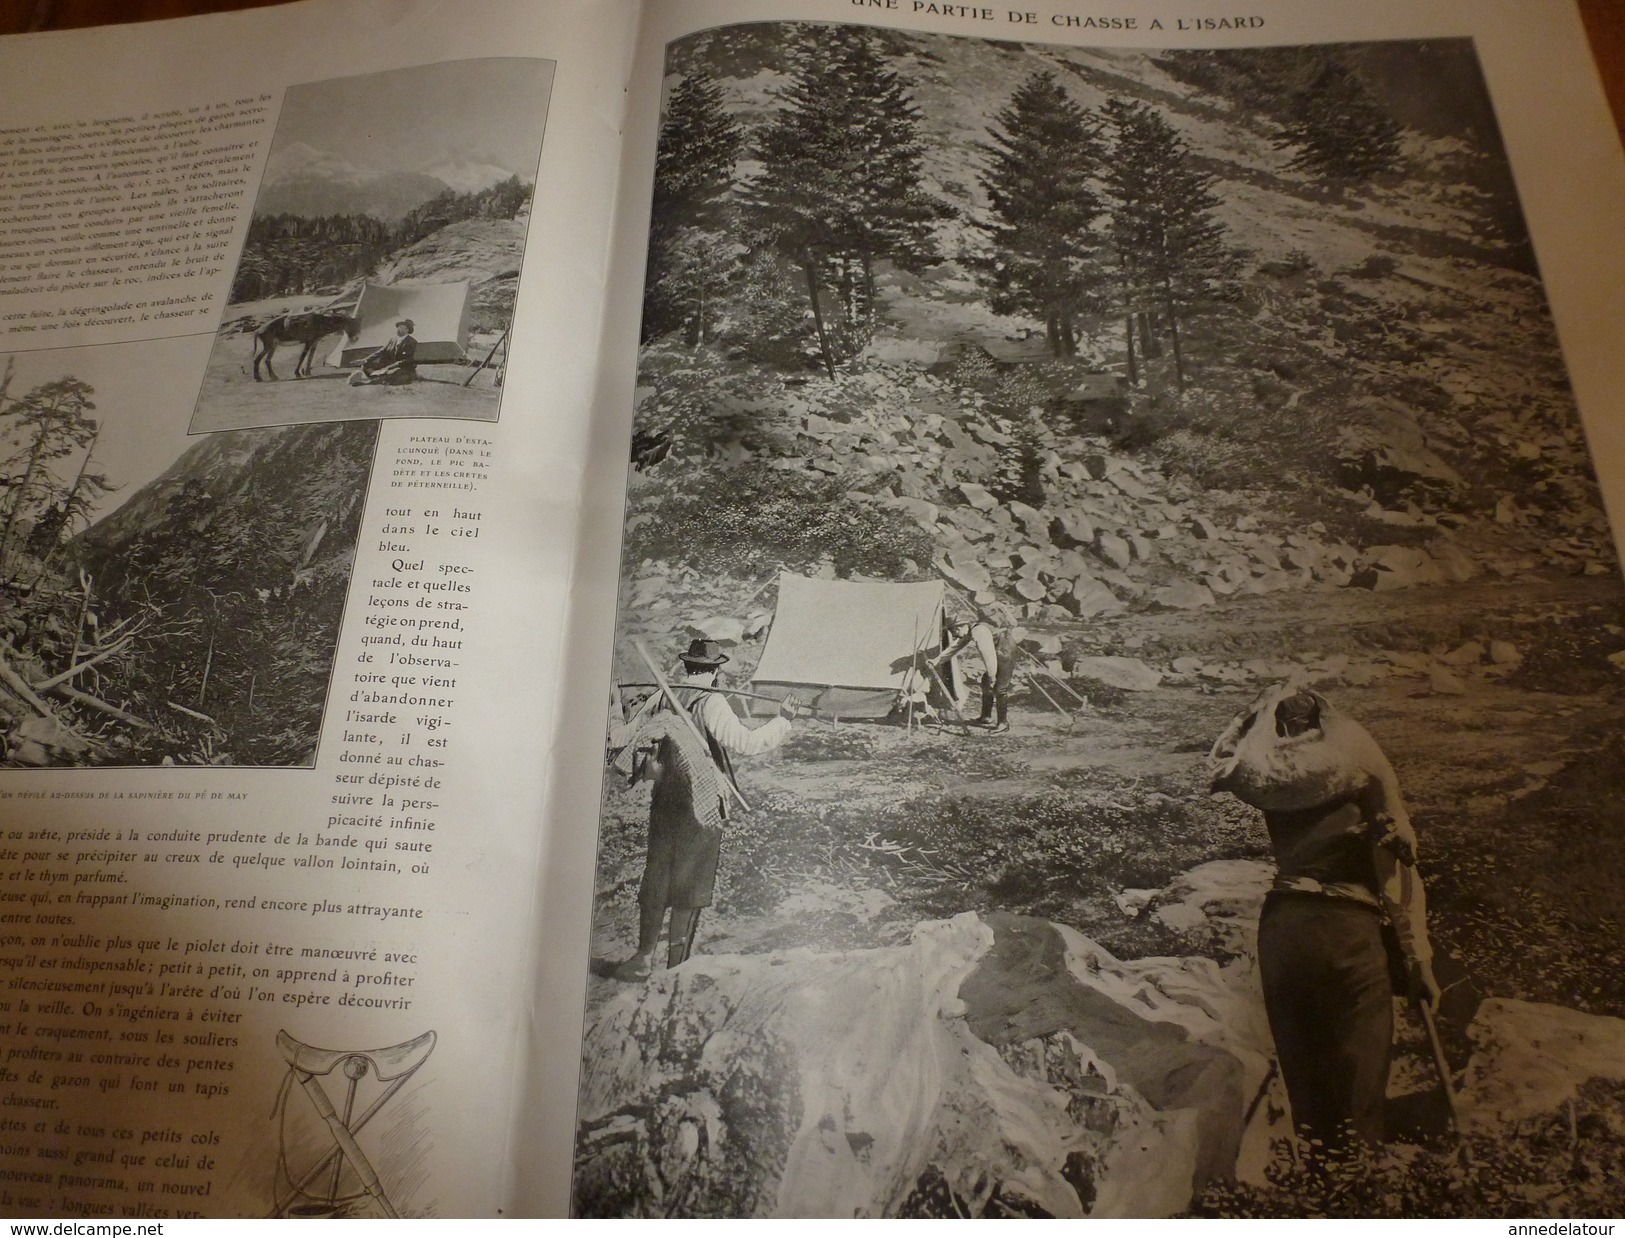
[976,71,1106,357]
[1273,56,1403,182]
[0,378,97,573]
[644,70,744,344]
[1102,99,1243,390]
[747,28,949,375]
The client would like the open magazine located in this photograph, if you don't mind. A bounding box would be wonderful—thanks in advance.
[0,0,1623,1219]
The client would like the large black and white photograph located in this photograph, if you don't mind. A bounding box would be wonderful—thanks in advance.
[190,58,552,433]
[574,24,1625,1219]
[0,339,377,767]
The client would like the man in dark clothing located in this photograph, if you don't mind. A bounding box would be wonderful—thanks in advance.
[1211,686,1439,1151]
[350,318,418,385]
[611,639,795,981]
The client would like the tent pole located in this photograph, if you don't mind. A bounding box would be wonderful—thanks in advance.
[738,567,785,614]
[462,325,509,387]
[1012,643,1089,710]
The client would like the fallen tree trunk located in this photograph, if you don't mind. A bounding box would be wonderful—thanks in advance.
[47,683,151,729]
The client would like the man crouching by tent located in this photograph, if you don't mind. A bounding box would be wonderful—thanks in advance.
[611,638,797,981]
[934,604,1019,733]
[348,318,418,386]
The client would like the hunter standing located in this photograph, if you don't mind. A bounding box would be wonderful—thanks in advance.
[613,638,795,980]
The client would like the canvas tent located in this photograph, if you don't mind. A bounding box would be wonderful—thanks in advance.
[749,573,948,719]
[329,281,473,368]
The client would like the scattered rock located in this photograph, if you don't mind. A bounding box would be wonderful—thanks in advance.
[958,481,997,512]
[1150,580,1217,611]
[1095,533,1134,572]
[1438,641,1485,667]
[1070,656,1162,692]
[688,615,746,646]
[1428,665,1470,695]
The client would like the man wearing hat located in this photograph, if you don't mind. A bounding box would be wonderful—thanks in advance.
[350,318,418,385]
[934,604,1020,733]
[614,638,797,981]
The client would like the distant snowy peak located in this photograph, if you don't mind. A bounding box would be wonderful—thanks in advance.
[262,140,366,185]
[416,150,530,195]
[256,141,451,223]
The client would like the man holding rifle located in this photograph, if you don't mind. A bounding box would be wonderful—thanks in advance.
[612,638,797,981]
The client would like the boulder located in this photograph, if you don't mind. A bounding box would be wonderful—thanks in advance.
[1150,581,1217,611]
[1438,641,1485,668]
[1107,470,1155,501]
[1428,665,1470,695]
[1070,656,1162,692]
[572,913,1254,1218]
[1349,545,1445,592]
[1051,512,1096,550]
[936,551,992,594]
[687,615,746,647]
[958,481,998,512]
[1459,997,1625,1129]
[1063,576,1125,619]
[1008,501,1049,542]
[1332,404,1464,504]
[1095,533,1134,572]
[1427,538,1479,583]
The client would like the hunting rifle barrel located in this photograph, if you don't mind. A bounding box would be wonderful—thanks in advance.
[618,681,813,710]
[631,642,752,813]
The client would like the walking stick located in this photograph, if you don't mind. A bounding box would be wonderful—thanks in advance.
[1241,1058,1280,1137]
[633,640,751,814]
[1417,999,1464,1136]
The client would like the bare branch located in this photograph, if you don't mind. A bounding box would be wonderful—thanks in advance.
[47,683,151,729]
[30,635,136,693]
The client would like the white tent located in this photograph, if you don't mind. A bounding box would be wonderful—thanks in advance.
[329,281,473,368]
[749,573,949,719]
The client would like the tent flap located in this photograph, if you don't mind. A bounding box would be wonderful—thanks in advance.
[750,573,945,719]
[330,281,473,367]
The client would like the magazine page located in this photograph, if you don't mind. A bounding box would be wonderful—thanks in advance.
[529,0,1625,1218]
[0,0,634,1219]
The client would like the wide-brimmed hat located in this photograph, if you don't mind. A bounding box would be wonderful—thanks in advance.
[680,638,729,669]
[396,318,415,331]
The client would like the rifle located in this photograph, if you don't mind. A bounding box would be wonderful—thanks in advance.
[632,641,751,814]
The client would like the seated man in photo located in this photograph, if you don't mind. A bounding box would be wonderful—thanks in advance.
[350,318,418,386]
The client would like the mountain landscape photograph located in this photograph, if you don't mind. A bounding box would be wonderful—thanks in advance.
[190,57,553,432]
[574,24,1625,1220]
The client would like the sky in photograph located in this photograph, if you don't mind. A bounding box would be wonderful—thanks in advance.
[270,58,553,177]
[1,338,215,524]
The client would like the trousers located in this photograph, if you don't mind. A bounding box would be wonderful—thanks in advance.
[1257,890,1393,1149]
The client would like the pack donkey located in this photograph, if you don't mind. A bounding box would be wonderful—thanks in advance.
[252,311,361,381]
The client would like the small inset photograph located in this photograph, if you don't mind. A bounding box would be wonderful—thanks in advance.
[0,339,378,768]
[191,57,554,432]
